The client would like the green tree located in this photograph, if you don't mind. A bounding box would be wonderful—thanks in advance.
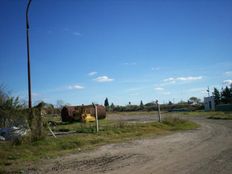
[212,88,220,105]
[104,97,109,108]
[221,86,231,104]
[0,86,25,127]
[188,97,201,104]
[140,100,144,110]
[110,102,115,111]
[230,84,232,100]
[0,86,22,110]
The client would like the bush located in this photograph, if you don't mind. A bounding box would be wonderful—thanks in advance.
[0,86,46,143]
[162,117,186,126]
[0,86,27,128]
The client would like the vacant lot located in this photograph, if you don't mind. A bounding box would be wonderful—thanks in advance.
[0,112,198,173]
[10,112,232,174]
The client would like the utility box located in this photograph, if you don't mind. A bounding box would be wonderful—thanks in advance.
[204,96,215,111]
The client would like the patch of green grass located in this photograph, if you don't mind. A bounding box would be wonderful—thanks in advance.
[0,118,198,172]
[108,111,156,116]
[178,111,230,116]
[207,113,232,120]
[178,111,232,120]
[162,117,199,130]
[49,119,117,133]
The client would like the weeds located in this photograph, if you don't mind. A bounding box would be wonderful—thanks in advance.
[0,116,198,172]
[162,116,199,130]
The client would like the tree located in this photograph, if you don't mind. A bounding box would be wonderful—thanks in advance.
[212,88,220,105]
[0,86,25,127]
[0,86,22,110]
[188,97,201,104]
[104,98,109,108]
[178,100,188,104]
[110,102,115,111]
[140,100,144,110]
[230,84,232,100]
[221,86,231,104]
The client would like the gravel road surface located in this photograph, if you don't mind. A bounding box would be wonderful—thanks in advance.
[27,115,232,174]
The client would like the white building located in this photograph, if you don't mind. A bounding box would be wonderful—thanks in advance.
[204,96,215,111]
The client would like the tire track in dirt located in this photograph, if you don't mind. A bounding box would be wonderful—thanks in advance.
[27,117,232,174]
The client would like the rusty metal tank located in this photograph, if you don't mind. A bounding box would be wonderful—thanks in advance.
[61,105,106,122]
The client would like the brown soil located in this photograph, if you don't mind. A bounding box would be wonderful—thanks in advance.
[24,115,232,174]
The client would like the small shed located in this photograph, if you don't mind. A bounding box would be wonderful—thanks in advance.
[204,96,215,111]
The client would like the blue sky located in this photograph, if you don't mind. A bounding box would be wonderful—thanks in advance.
[0,0,232,106]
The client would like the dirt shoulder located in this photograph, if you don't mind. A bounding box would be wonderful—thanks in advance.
[23,115,232,174]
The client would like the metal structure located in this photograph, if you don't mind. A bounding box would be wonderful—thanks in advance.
[26,0,32,108]
[204,96,215,111]
[61,105,106,122]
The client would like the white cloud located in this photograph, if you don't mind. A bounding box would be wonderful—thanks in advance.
[154,87,164,91]
[163,77,175,82]
[123,62,137,66]
[164,76,202,83]
[73,32,81,36]
[225,71,232,76]
[88,71,97,76]
[94,76,114,82]
[68,85,84,90]
[223,80,232,86]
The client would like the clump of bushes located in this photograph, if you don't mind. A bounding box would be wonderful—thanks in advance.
[0,86,46,143]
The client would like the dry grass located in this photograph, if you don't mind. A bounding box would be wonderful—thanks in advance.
[0,115,198,173]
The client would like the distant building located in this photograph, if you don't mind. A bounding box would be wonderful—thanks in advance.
[204,96,215,111]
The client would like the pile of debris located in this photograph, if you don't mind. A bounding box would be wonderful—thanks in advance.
[61,104,106,122]
[0,126,29,141]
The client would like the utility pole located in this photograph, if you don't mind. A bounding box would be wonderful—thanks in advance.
[26,0,32,108]
[92,103,99,132]
[156,100,161,122]
[207,86,210,97]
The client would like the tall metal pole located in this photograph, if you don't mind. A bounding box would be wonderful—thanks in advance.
[26,0,32,108]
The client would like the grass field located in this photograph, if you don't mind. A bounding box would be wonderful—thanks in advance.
[0,115,198,173]
[175,111,232,119]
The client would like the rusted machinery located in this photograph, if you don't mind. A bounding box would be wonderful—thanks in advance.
[61,105,106,122]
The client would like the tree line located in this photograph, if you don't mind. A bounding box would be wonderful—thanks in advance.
[104,97,203,112]
[213,84,232,105]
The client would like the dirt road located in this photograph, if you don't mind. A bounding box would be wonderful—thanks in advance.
[28,116,232,174]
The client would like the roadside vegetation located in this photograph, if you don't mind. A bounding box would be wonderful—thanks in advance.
[177,111,232,120]
[0,116,198,173]
[2,85,232,172]
[207,112,232,120]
